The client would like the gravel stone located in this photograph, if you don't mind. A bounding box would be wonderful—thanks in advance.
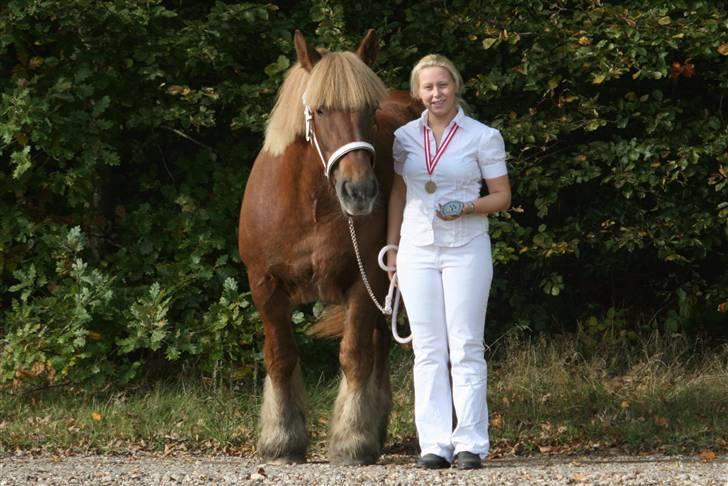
[0,453,725,485]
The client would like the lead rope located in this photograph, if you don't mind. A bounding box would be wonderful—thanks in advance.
[348,217,412,344]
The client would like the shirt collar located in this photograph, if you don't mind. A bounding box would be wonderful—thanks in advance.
[418,106,466,130]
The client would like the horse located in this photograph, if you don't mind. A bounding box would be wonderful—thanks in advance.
[238,30,419,465]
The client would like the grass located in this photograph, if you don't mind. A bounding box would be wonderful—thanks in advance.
[1,332,726,457]
[484,332,728,455]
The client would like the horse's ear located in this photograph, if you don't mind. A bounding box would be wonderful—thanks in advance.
[294,30,321,72]
[355,29,378,66]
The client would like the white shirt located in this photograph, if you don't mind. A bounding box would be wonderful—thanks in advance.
[393,107,508,247]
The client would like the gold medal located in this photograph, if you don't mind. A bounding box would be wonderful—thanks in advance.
[423,124,459,196]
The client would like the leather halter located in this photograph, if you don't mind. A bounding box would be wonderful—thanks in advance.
[303,100,376,178]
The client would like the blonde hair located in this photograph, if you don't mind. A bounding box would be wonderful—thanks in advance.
[409,54,465,107]
[263,51,387,156]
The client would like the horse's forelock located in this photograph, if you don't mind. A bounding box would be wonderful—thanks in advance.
[263,51,387,156]
[263,49,387,155]
[304,52,387,112]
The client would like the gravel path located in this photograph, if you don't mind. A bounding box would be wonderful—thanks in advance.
[1,453,726,485]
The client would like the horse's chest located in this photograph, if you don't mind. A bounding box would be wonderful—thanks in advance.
[309,238,354,300]
[267,229,353,304]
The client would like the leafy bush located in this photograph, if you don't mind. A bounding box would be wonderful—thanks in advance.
[1,1,727,388]
[359,0,728,336]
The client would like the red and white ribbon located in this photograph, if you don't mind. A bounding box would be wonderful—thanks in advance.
[423,123,459,177]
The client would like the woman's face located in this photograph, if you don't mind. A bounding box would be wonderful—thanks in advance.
[417,66,458,121]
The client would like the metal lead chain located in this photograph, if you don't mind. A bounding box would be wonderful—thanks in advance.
[348,217,387,314]
[348,217,412,344]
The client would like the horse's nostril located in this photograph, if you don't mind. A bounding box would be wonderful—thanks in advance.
[367,179,378,198]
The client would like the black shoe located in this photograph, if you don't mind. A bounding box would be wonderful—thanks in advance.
[455,451,481,470]
[416,453,450,469]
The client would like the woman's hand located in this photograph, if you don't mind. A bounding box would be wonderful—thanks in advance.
[436,200,475,220]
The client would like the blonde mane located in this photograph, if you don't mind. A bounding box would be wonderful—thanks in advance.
[263,51,388,156]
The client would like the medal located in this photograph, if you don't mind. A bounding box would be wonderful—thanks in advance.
[423,123,459,194]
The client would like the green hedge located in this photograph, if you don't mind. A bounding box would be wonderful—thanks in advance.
[1,0,727,388]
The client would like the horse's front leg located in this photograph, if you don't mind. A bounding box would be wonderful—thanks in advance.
[328,286,392,465]
[250,274,308,464]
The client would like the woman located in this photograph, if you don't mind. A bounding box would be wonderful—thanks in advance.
[387,54,511,470]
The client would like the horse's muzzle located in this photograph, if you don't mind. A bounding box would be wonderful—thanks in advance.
[336,174,378,216]
[343,178,378,211]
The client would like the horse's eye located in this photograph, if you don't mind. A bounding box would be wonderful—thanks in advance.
[316,107,325,116]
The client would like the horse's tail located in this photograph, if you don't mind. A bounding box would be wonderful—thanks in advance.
[306,305,346,339]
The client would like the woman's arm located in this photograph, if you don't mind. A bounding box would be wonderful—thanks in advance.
[386,174,406,280]
[466,174,511,215]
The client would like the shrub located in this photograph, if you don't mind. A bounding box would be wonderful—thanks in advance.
[1,1,726,388]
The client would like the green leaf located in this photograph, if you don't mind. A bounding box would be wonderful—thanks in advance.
[264,55,290,77]
[10,146,31,178]
[482,38,498,50]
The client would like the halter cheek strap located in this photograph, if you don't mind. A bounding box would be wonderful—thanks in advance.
[303,100,376,178]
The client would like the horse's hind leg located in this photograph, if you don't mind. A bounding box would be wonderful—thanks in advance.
[328,293,391,465]
[251,276,308,463]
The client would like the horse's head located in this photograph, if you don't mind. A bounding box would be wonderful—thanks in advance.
[295,30,387,216]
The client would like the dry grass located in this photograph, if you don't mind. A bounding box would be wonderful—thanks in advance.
[482,332,728,455]
[1,332,725,457]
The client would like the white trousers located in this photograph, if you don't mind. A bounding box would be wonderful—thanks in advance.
[396,234,492,462]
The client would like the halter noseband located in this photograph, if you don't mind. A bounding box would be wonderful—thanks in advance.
[303,100,376,178]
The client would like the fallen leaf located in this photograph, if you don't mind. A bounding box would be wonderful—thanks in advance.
[250,466,267,480]
[490,413,503,429]
[654,416,669,427]
[699,450,716,462]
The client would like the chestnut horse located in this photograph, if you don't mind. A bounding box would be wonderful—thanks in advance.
[238,30,418,465]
